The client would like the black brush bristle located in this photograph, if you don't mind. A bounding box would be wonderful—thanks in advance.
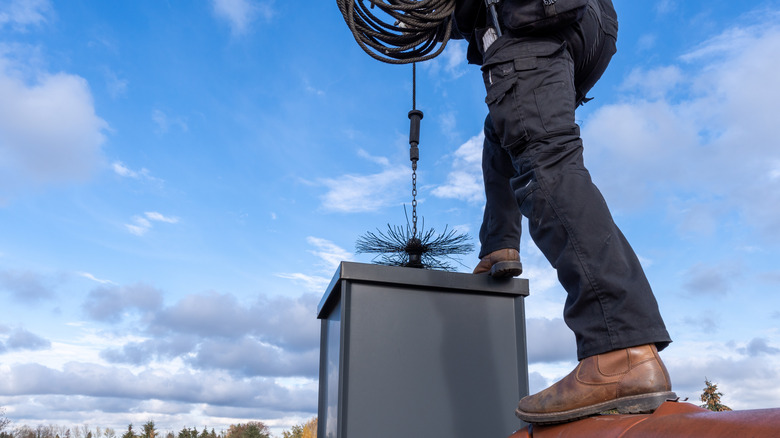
[356,215,474,271]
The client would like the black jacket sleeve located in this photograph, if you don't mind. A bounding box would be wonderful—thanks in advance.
[453,0,486,39]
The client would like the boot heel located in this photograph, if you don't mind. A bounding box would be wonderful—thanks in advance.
[616,391,677,414]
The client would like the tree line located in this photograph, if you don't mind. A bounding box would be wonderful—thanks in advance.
[0,379,731,437]
[0,416,316,438]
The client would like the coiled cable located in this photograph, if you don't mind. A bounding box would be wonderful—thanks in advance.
[336,0,457,64]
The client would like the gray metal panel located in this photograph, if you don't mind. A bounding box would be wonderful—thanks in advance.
[338,280,351,438]
[514,295,530,412]
[316,319,327,436]
[342,282,526,438]
[317,294,343,438]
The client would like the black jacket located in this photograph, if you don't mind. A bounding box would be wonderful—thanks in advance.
[453,0,487,39]
[452,0,488,64]
[453,0,589,64]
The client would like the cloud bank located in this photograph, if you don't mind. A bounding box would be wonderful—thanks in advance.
[583,15,780,240]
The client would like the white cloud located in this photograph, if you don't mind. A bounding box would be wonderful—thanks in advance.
[125,216,151,236]
[83,282,164,322]
[583,18,780,238]
[144,211,179,224]
[124,211,179,236]
[655,0,677,15]
[0,269,55,302]
[620,65,684,100]
[1,284,322,431]
[438,111,458,141]
[306,236,352,271]
[738,337,780,356]
[636,33,657,52]
[190,336,319,377]
[422,40,468,79]
[142,291,321,353]
[111,161,162,185]
[211,0,273,36]
[112,161,137,178]
[527,371,551,395]
[275,272,330,293]
[0,47,108,199]
[432,132,484,203]
[0,0,52,31]
[526,317,577,364]
[0,362,316,412]
[2,327,51,351]
[442,40,467,77]
[681,262,740,296]
[517,233,568,319]
[663,339,780,410]
[302,77,324,96]
[277,237,353,292]
[356,148,390,167]
[770,162,780,180]
[76,272,116,285]
[103,68,128,98]
[152,109,188,134]
[318,153,408,213]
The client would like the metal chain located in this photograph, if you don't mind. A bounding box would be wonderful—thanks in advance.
[411,62,418,238]
[412,162,418,238]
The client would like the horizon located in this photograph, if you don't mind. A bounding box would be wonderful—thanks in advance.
[2,0,780,436]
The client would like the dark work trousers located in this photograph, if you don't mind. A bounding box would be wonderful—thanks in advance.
[478,0,671,360]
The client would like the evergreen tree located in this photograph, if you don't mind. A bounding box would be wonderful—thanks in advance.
[141,421,156,438]
[177,427,197,438]
[700,378,732,411]
[122,424,135,438]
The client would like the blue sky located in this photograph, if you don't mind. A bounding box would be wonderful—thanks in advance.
[2,0,780,435]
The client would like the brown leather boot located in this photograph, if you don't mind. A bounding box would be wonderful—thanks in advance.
[516,344,676,424]
[473,248,523,277]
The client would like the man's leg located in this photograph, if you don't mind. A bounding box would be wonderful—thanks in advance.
[480,31,673,424]
[473,114,523,277]
[510,130,671,358]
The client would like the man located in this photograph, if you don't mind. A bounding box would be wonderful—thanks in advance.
[454,0,676,424]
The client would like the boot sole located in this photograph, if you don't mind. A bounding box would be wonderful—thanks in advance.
[515,391,677,425]
[490,261,523,277]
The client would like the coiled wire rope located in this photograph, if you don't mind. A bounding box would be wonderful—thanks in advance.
[336,0,457,64]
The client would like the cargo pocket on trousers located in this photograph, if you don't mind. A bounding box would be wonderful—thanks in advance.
[534,81,575,134]
[484,66,529,150]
